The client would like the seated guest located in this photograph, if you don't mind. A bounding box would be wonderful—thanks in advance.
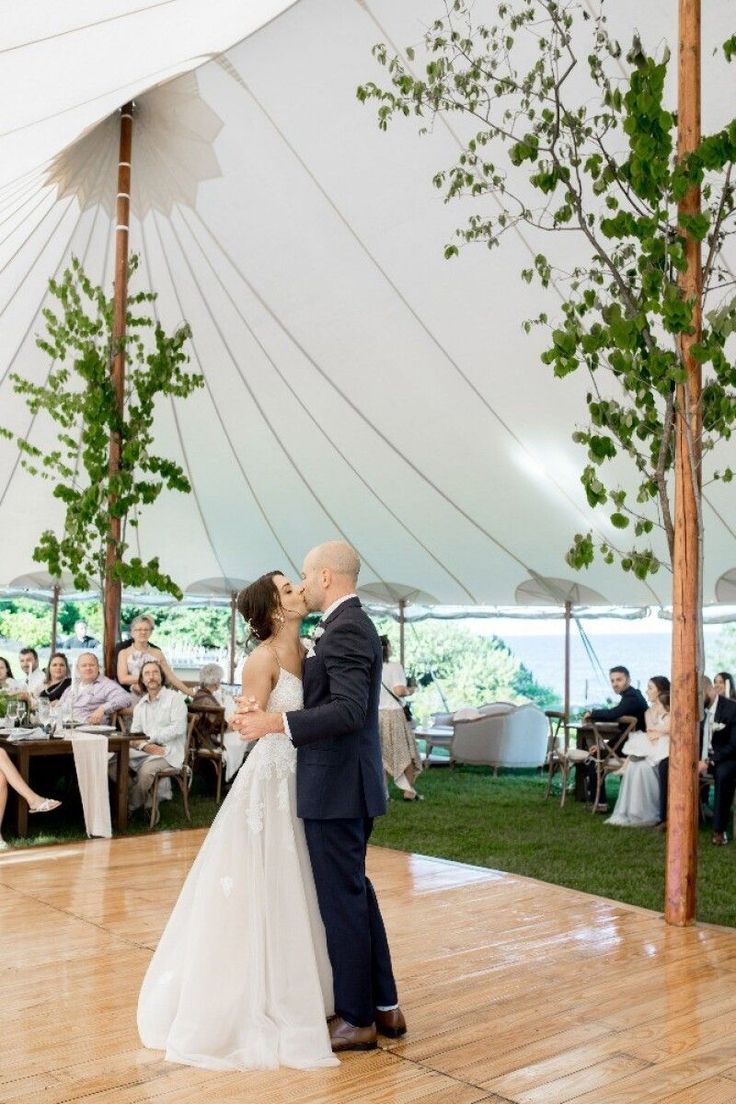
[0,656,30,704]
[700,675,736,846]
[607,677,670,828]
[116,614,190,699]
[127,660,188,816]
[65,620,99,649]
[582,665,648,811]
[59,653,132,723]
[189,663,227,741]
[39,653,72,703]
[714,672,736,701]
[19,648,46,698]
[0,747,61,850]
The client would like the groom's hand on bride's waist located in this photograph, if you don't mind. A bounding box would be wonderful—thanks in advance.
[231,699,285,742]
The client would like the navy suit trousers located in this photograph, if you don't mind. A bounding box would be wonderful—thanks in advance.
[303,817,397,1027]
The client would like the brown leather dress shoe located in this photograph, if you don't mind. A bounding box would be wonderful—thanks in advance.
[328,1017,377,1052]
[375,1007,407,1038]
[712,832,728,846]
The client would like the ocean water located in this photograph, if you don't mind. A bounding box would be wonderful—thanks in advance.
[488,624,726,710]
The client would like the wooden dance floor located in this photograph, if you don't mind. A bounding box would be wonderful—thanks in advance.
[4,834,736,1104]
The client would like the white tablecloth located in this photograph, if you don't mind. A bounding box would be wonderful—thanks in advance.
[71,733,112,838]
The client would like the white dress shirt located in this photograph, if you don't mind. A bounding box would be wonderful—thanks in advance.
[702,699,718,760]
[22,667,47,697]
[130,687,188,768]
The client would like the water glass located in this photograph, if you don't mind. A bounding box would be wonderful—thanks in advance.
[37,698,51,725]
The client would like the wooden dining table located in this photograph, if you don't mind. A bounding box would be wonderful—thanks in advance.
[0,730,138,838]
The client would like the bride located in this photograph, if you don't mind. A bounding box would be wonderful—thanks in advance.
[606,675,670,828]
[137,571,338,1070]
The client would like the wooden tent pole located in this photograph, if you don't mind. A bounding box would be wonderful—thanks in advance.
[50,585,60,652]
[103,102,133,678]
[564,600,572,723]
[665,0,702,926]
[399,599,406,668]
[229,591,237,685]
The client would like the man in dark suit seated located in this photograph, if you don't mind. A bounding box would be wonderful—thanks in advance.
[581,665,648,812]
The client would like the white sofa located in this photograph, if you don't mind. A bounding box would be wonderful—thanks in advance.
[446,702,549,771]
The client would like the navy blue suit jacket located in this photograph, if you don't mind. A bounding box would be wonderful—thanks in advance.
[287,597,387,820]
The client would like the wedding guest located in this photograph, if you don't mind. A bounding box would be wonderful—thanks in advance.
[127,660,188,818]
[378,636,422,801]
[59,653,132,724]
[582,665,648,811]
[700,675,736,846]
[607,676,669,828]
[714,672,736,701]
[18,648,46,698]
[657,674,714,831]
[189,663,248,783]
[0,747,61,850]
[65,620,99,649]
[0,657,20,691]
[116,615,190,699]
[39,653,72,703]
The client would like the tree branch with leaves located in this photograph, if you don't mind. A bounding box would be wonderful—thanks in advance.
[357,0,736,583]
[0,255,203,601]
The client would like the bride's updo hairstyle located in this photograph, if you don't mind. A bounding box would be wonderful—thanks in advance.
[238,571,283,645]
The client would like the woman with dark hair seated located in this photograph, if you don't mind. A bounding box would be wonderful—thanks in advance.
[714,672,736,701]
[606,676,670,828]
[39,653,72,703]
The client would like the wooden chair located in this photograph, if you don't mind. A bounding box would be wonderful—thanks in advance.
[188,704,227,805]
[147,714,196,829]
[543,711,584,806]
[587,716,638,812]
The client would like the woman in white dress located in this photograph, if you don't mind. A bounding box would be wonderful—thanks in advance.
[606,676,670,828]
[137,572,338,1071]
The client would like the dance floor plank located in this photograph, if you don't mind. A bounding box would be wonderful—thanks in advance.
[3,833,736,1104]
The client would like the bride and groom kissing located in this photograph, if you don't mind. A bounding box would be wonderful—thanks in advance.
[137,541,405,1070]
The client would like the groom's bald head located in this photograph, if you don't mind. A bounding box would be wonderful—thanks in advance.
[300,541,361,611]
[312,541,361,581]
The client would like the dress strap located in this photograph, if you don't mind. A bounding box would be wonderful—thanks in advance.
[265,643,283,670]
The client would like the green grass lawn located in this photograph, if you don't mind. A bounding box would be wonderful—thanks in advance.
[6,765,735,929]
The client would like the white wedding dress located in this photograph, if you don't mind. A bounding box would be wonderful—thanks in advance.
[606,711,669,828]
[137,668,338,1070]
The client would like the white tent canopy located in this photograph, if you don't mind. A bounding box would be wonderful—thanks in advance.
[1,0,735,610]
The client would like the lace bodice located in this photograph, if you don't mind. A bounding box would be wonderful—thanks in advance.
[266,667,303,713]
[233,669,303,804]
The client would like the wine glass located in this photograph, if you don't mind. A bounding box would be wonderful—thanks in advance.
[6,700,18,729]
[37,698,51,726]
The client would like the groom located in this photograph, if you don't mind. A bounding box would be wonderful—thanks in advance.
[233,541,404,1051]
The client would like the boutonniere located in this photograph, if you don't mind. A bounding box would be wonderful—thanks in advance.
[313,625,326,641]
[713,721,725,732]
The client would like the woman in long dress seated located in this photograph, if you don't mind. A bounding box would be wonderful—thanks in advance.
[606,675,670,828]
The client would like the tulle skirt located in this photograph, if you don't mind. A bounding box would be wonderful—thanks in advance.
[137,737,337,1070]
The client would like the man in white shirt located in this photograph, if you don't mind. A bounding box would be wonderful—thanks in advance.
[19,648,46,698]
[128,660,188,814]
